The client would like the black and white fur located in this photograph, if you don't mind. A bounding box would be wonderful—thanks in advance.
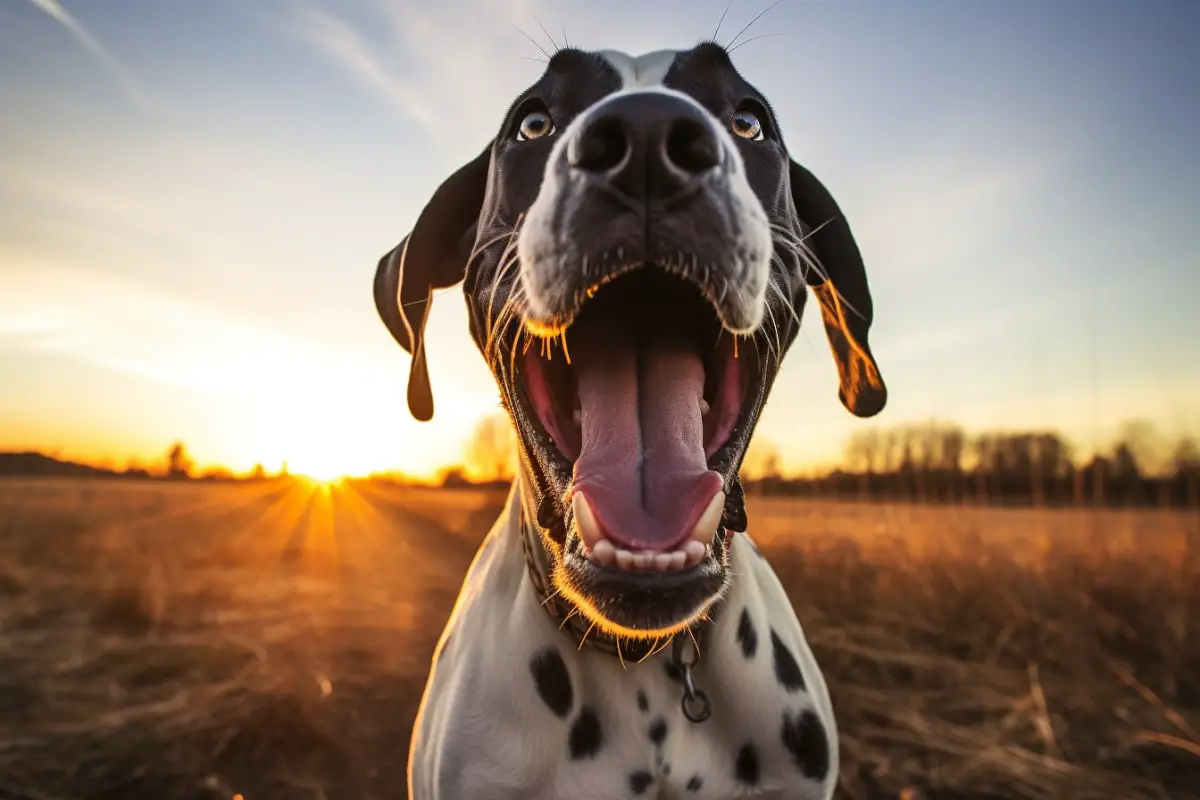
[373,42,887,800]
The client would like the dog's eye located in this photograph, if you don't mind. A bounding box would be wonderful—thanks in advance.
[731,110,764,141]
[517,110,555,141]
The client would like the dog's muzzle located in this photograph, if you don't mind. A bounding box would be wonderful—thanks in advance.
[517,87,772,339]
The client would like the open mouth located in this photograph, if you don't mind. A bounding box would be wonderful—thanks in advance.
[516,268,756,629]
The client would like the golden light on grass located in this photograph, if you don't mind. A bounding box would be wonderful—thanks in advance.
[0,478,1195,799]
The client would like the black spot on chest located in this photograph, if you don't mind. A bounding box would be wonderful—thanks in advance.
[770,629,806,692]
[629,769,654,794]
[648,717,668,746]
[530,647,573,718]
[734,741,760,785]
[637,689,649,713]
[781,709,830,781]
[686,774,703,792]
[736,607,758,659]
[569,706,603,759]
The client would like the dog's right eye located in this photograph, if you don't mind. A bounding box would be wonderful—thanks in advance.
[517,110,555,141]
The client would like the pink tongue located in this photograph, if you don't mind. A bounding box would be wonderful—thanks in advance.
[570,297,723,552]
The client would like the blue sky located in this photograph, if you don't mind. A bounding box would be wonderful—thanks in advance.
[1,0,1198,477]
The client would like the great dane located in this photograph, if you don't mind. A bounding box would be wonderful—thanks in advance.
[373,42,886,800]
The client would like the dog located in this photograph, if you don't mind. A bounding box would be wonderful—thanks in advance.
[373,42,886,800]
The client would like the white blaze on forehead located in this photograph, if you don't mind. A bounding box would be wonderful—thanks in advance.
[597,49,680,89]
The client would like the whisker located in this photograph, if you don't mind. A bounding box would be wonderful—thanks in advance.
[578,619,598,650]
[482,223,526,359]
[514,25,552,60]
[728,32,788,54]
[636,636,665,664]
[558,606,580,630]
[727,0,785,52]
[469,224,521,270]
[483,246,519,332]
[482,224,522,334]
[769,218,834,284]
[533,15,559,52]
[768,272,803,329]
[483,258,520,358]
[686,624,703,661]
[399,286,457,311]
[713,0,735,41]
[766,297,783,361]
[767,220,867,323]
[560,331,572,365]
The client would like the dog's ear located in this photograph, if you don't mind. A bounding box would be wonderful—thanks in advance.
[374,143,493,422]
[789,159,887,418]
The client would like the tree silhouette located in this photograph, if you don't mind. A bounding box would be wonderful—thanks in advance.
[742,438,783,479]
[1119,419,1168,475]
[165,442,193,480]
[464,412,517,483]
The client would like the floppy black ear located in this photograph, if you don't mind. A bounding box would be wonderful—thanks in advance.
[374,143,493,421]
[789,159,887,418]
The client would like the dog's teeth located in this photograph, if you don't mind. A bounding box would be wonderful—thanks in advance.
[699,398,710,415]
[599,542,709,572]
[688,490,726,545]
[572,492,603,548]
[572,409,582,425]
[615,548,634,570]
[591,538,616,566]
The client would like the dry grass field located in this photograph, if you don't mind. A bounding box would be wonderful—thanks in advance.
[0,477,1197,800]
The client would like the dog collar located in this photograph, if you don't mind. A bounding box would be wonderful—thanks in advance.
[519,495,731,723]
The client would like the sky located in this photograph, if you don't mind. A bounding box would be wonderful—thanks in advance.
[1,0,1198,479]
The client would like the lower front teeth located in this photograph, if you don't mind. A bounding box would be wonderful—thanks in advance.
[585,540,709,571]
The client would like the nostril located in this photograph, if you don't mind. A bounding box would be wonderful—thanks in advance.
[572,116,629,173]
[666,118,720,175]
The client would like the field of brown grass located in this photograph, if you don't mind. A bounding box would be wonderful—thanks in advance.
[0,477,1197,799]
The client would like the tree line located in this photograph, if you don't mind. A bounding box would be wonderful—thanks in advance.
[0,442,280,483]
[741,419,1199,509]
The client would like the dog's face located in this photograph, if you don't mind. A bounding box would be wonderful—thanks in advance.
[374,43,886,641]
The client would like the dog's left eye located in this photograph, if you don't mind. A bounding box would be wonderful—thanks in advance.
[731,110,764,141]
[517,110,555,141]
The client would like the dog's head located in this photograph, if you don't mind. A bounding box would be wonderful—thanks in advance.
[374,43,886,640]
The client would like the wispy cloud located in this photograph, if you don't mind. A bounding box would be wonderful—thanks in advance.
[289,5,435,126]
[25,0,150,108]
[285,0,544,146]
[1,263,344,397]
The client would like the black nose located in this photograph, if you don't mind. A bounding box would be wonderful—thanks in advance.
[569,92,722,200]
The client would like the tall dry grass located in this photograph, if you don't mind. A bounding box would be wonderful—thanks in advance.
[0,478,1196,799]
